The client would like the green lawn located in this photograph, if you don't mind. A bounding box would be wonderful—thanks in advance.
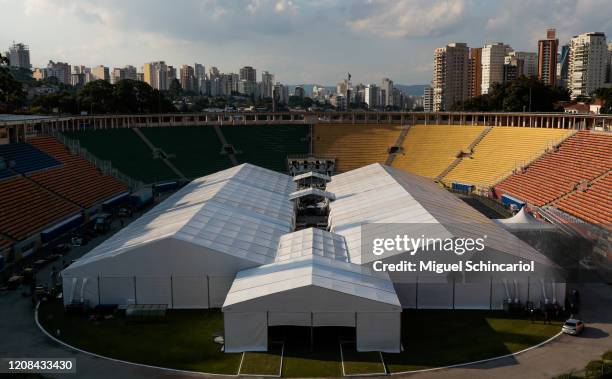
[38,303,561,377]
[38,301,241,374]
[240,342,283,376]
[340,342,385,375]
[383,310,562,373]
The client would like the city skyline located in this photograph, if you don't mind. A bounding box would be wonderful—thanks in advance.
[1,0,611,85]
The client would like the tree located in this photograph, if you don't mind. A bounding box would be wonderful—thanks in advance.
[77,80,115,113]
[451,76,569,112]
[0,53,9,65]
[113,79,172,113]
[168,79,183,99]
[594,88,612,114]
[0,65,26,112]
[31,91,78,114]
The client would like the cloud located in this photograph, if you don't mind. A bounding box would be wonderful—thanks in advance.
[345,0,468,38]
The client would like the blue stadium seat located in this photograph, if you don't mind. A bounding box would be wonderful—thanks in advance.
[0,142,61,176]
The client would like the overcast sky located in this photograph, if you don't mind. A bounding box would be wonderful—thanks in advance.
[1,0,611,85]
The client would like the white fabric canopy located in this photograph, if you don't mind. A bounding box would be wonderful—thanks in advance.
[494,208,557,230]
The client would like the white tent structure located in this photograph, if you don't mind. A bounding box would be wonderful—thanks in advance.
[494,208,557,231]
[62,162,565,353]
[62,164,296,308]
[223,228,401,353]
[326,164,565,310]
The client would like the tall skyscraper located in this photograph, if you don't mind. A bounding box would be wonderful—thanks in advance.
[568,32,608,99]
[481,43,512,94]
[381,78,394,107]
[194,63,205,80]
[92,65,110,82]
[422,86,434,112]
[607,42,612,84]
[468,47,482,98]
[506,51,537,78]
[180,64,195,92]
[239,66,256,82]
[261,71,274,98]
[6,42,30,69]
[537,28,559,86]
[143,61,168,90]
[364,84,380,108]
[558,44,570,87]
[46,61,71,85]
[433,42,470,111]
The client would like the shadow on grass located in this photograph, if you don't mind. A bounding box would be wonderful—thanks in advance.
[384,310,561,373]
[37,300,242,375]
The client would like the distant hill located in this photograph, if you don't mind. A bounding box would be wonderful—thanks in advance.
[394,84,428,97]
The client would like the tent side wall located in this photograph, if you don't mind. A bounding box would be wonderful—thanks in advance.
[62,238,262,308]
[222,286,401,353]
[356,312,401,352]
[224,312,268,353]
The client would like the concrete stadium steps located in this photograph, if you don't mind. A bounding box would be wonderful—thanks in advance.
[139,126,234,178]
[63,129,176,183]
[0,176,80,241]
[441,127,575,188]
[391,124,486,179]
[495,131,612,206]
[221,124,310,172]
[313,123,402,173]
[26,136,128,209]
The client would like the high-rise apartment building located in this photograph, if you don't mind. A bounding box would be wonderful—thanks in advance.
[46,60,71,85]
[261,71,274,98]
[381,78,394,107]
[143,61,168,90]
[506,51,537,78]
[364,84,380,108]
[568,32,608,98]
[6,42,30,69]
[468,48,482,98]
[558,44,570,87]
[180,64,195,92]
[423,86,433,112]
[433,42,469,111]
[607,42,612,84]
[92,65,110,82]
[537,28,559,86]
[481,43,512,94]
[239,66,256,96]
[111,66,138,84]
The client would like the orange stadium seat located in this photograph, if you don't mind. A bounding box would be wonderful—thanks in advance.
[26,136,128,209]
[555,173,611,227]
[496,131,612,206]
[0,176,80,241]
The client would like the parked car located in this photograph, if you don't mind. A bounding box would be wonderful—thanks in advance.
[562,318,585,335]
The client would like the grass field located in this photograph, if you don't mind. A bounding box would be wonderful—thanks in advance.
[38,302,562,377]
[340,342,386,375]
[240,342,283,376]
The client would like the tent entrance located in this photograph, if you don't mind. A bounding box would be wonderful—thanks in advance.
[269,325,354,351]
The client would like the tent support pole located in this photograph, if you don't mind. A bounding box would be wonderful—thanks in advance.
[170,276,174,308]
[310,312,314,352]
[97,276,101,305]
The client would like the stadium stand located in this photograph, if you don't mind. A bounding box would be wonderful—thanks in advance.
[221,124,310,172]
[63,129,176,183]
[0,142,61,179]
[496,131,612,206]
[555,172,611,227]
[0,176,80,241]
[442,127,575,188]
[26,136,128,209]
[391,125,486,178]
[313,123,402,172]
[140,126,233,178]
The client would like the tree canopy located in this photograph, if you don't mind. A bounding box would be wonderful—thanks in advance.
[451,76,570,112]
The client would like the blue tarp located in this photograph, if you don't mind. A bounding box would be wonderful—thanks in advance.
[452,182,474,192]
[501,194,525,209]
[41,214,83,242]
